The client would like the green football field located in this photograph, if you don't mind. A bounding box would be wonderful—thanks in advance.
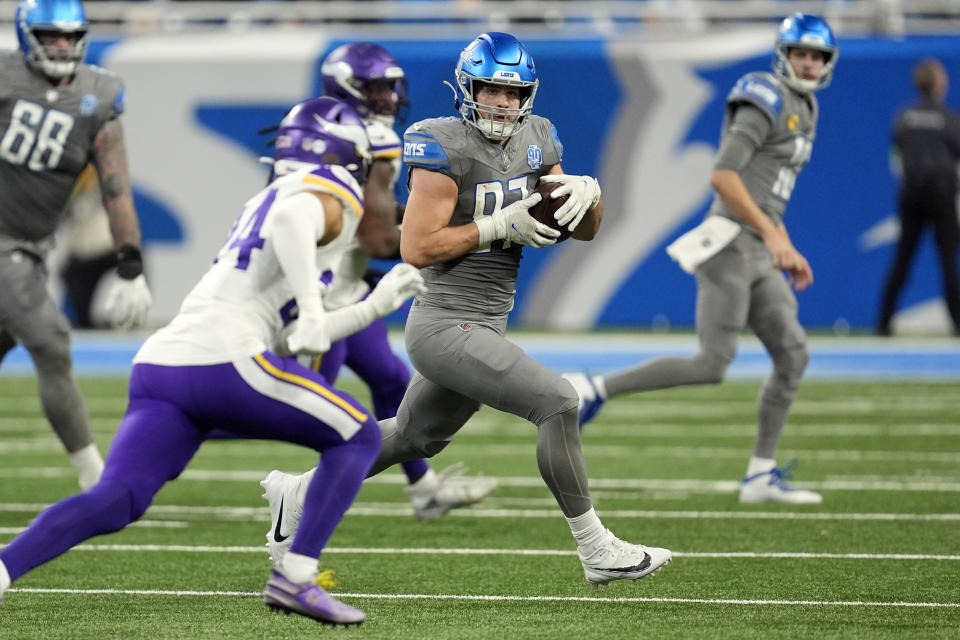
[1,375,958,639]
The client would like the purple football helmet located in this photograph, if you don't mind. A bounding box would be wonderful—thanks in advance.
[321,42,408,126]
[273,97,371,184]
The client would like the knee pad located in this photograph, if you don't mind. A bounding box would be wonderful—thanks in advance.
[694,351,730,385]
[772,337,810,381]
[26,326,72,373]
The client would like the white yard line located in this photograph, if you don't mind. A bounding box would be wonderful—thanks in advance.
[0,501,957,521]
[7,543,954,562]
[6,587,958,608]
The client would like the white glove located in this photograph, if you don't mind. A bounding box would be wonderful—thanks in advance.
[104,274,152,329]
[285,304,330,356]
[367,263,427,317]
[474,192,560,249]
[538,174,601,232]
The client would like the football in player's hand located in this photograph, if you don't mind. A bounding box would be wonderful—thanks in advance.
[527,180,572,242]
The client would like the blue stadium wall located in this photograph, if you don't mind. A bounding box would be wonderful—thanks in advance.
[84,29,960,331]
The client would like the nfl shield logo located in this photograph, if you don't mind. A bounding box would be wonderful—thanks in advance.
[527,145,542,170]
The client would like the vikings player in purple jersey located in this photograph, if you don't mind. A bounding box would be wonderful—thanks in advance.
[565,14,838,504]
[0,97,427,626]
[262,32,672,588]
[260,42,496,543]
[0,0,151,491]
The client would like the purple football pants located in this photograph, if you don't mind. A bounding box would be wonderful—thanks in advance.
[0,352,381,583]
[320,317,428,482]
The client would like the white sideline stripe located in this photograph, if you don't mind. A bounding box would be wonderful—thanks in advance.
[9,544,956,562]
[7,587,958,608]
[0,502,957,522]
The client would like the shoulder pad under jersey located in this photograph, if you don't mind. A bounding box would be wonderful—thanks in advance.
[364,119,401,162]
[727,72,783,126]
[78,63,126,118]
[527,115,564,165]
[286,165,364,219]
[403,118,462,172]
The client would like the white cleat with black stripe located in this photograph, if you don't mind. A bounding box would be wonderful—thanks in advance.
[579,532,672,587]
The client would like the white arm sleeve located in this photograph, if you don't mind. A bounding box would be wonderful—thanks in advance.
[270,192,326,317]
[323,299,380,344]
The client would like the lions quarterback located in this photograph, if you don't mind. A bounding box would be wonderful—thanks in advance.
[565,14,838,505]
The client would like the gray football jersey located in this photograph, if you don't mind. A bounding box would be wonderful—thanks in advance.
[403,115,563,315]
[708,71,819,228]
[0,51,125,242]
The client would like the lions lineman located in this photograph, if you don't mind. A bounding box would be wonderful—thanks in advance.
[261,32,672,587]
[261,43,496,540]
[0,97,427,625]
[0,0,151,490]
[565,14,838,504]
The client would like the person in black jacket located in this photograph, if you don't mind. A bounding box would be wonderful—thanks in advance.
[877,58,960,336]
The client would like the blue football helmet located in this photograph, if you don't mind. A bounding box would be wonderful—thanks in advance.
[321,42,409,128]
[16,0,89,79]
[773,13,838,93]
[272,97,371,185]
[451,32,538,141]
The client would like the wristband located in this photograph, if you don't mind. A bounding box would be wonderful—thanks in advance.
[116,244,143,280]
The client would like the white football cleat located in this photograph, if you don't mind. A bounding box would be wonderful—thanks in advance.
[739,464,823,504]
[406,463,498,522]
[260,470,304,564]
[579,531,672,587]
[561,372,606,429]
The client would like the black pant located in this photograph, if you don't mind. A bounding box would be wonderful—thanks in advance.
[877,185,960,334]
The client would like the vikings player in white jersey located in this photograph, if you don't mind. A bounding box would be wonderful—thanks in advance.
[565,14,838,504]
[0,0,151,491]
[262,32,672,587]
[261,43,496,535]
[0,97,427,626]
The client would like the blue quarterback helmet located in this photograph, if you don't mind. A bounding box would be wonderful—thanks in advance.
[773,13,838,93]
[452,32,539,141]
[16,0,89,79]
[272,97,371,185]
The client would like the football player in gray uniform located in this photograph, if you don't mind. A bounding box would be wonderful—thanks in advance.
[265,32,672,588]
[0,0,151,490]
[565,13,838,505]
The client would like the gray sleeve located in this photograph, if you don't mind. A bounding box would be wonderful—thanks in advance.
[714,104,771,172]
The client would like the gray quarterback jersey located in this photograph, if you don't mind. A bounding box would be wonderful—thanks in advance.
[403,115,563,315]
[708,71,819,228]
[0,50,125,243]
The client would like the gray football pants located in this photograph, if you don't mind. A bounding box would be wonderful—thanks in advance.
[604,231,809,459]
[370,304,592,517]
[0,248,94,452]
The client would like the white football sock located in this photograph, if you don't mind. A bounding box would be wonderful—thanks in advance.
[279,551,317,584]
[746,456,776,477]
[70,443,104,491]
[567,507,608,550]
[592,376,608,400]
[0,558,11,592]
[294,468,316,506]
[408,469,438,493]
